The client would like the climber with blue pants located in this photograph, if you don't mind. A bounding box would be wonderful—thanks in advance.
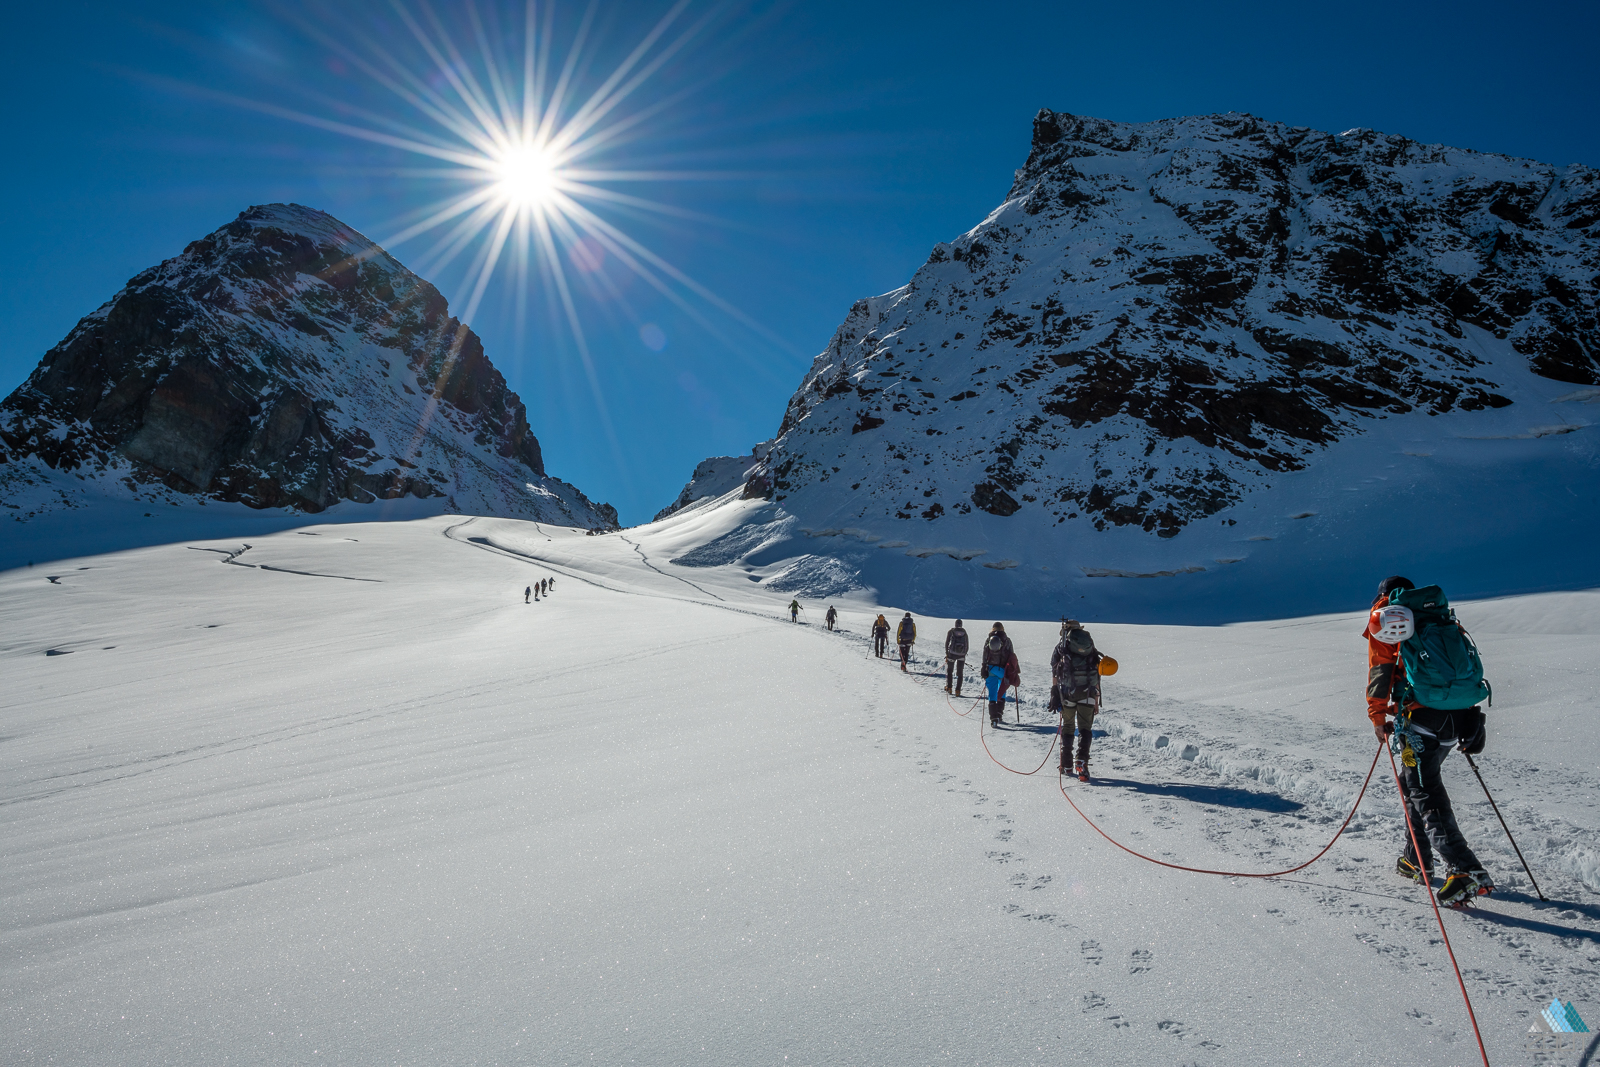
[981,623,1019,726]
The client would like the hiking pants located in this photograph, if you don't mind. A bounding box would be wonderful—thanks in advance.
[1062,702,1095,766]
[899,642,912,667]
[874,633,887,656]
[1399,738,1483,875]
[946,658,965,690]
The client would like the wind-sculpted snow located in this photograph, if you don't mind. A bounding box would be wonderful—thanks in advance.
[701,111,1600,618]
[0,204,617,536]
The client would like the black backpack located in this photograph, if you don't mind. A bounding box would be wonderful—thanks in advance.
[1053,628,1099,703]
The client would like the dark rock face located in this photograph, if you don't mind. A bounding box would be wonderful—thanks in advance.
[748,111,1595,538]
[1,204,617,528]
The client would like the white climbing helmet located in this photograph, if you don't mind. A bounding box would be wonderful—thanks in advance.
[1372,604,1415,645]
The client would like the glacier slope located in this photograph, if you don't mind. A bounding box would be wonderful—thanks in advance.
[2,517,1598,1065]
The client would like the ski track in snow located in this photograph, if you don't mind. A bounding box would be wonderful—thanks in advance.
[3,514,1599,1066]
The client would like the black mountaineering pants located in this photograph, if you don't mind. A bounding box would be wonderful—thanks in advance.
[946,658,965,690]
[1399,736,1483,876]
[874,632,887,656]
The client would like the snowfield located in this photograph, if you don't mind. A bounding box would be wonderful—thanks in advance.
[3,515,1599,1066]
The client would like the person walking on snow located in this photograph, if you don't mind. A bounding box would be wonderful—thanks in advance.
[825,605,838,631]
[896,613,917,671]
[944,619,969,695]
[525,585,531,604]
[789,599,801,623]
[1366,575,1493,907]
[1051,624,1108,781]
[981,623,1018,726]
[872,615,890,657]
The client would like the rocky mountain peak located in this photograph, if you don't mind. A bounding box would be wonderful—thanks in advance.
[721,109,1596,581]
[1,204,617,529]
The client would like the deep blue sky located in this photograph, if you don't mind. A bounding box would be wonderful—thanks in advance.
[3,0,1596,524]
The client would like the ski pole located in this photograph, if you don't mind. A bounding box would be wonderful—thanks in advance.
[1462,752,1545,901]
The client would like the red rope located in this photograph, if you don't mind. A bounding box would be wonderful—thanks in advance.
[979,701,1059,775]
[1057,739,1383,878]
[944,690,981,718]
[1388,746,1491,1067]
[887,630,1488,1064]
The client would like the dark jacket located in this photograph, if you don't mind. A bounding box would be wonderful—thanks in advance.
[980,630,1014,668]
[945,626,969,658]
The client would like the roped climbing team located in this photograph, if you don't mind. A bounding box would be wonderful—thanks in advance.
[785,572,1497,911]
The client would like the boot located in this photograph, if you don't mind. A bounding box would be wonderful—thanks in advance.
[954,687,962,698]
[1439,870,1494,907]
[943,682,952,693]
[988,701,1002,726]
[1396,855,1427,884]
[1077,761,1089,783]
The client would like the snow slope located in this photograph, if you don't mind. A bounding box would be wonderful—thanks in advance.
[4,518,1598,1066]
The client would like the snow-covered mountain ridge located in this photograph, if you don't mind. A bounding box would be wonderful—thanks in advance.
[0,204,617,534]
[661,110,1600,618]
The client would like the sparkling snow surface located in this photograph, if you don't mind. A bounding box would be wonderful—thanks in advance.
[3,516,1598,1065]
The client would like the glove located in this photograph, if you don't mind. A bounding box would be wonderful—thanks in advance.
[1048,684,1063,714]
[1458,707,1486,756]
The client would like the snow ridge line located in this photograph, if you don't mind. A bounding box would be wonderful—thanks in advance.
[617,535,726,601]
[186,543,381,582]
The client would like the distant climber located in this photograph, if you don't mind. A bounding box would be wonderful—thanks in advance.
[981,623,1018,726]
[896,613,917,672]
[1367,575,1493,907]
[825,605,838,631]
[525,585,531,604]
[790,599,801,623]
[871,615,889,657]
[944,619,969,695]
[1051,624,1109,781]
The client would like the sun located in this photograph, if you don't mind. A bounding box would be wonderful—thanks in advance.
[492,144,560,209]
[219,0,794,458]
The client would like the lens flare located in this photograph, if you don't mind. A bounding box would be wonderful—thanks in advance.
[196,0,797,465]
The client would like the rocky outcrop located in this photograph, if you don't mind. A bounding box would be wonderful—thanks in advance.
[652,444,769,521]
[0,204,617,528]
[747,111,1598,539]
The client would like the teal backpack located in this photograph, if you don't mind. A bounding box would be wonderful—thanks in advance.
[1389,585,1491,710]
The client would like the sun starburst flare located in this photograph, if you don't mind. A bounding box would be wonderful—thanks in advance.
[191,0,790,461]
